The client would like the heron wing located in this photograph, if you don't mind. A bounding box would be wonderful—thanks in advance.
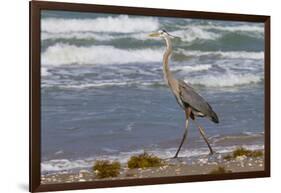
[178,79,219,123]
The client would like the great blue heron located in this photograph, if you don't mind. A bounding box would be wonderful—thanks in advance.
[149,30,219,158]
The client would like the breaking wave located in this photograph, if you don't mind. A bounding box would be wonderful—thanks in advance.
[180,50,264,60]
[41,32,117,41]
[41,43,163,66]
[201,24,264,33]
[41,15,159,34]
[41,28,222,42]
[172,28,221,42]
[42,43,264,66]
[186,72,262,87]
[42,72,262,90]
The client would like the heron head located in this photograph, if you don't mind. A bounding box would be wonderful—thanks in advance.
[149,30,174,38]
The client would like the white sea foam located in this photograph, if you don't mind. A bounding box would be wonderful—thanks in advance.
[42,72,262,89]
[42,28,220,42]
[130,28,220,42]
[205,25,264,33]
[42,31,159,41]
[41,159,92,172]
[41,144,264,172]
[242,131,264,137]
[173,64,212,73]
[180,24,264,33]
[217,51,264,59]
[42,43,263,66]
[41,43,163,66]
[60,82,128,89]
[186,72,262,87]
[172,28,221,42]
[180,50,264,60]
[41,15,159,34]
[43,80,163,90]
[41,32,116,41]
[212,132,264,144]
[41,29,219,42]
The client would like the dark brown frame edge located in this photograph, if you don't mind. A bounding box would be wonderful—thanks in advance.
[29,1,270,192]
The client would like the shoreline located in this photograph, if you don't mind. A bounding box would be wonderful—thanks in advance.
[41,151,264,184]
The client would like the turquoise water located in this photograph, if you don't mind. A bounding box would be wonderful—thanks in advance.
[40,10,264,173]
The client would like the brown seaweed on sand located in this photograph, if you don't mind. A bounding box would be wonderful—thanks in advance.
[93,160,121,179]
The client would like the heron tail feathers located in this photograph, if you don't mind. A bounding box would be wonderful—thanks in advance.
[210,111,219,124]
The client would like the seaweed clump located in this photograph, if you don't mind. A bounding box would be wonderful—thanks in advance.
[127,152,164,169]
[93,160,121,179]
[224,147,263,160]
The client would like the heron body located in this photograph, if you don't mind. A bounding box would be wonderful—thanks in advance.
[149,30,219,158]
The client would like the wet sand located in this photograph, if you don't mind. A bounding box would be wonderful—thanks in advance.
[41,152,264,184]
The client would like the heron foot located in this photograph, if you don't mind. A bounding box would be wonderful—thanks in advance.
[208,151,216,156]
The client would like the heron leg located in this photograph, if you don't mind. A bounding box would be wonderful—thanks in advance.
[193,119,214,155]
[173,108,191,158]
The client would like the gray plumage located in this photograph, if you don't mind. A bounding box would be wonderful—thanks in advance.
[178,80,219,123]
[149,30,219,158]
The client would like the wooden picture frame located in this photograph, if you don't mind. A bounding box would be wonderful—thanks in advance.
[30,1,270,192]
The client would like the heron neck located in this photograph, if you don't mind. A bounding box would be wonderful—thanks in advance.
[163,36,175,85]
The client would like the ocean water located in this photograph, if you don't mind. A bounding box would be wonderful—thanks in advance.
[40,11,265,173]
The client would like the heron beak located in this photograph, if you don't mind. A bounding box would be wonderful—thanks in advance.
[148,32,160,37]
